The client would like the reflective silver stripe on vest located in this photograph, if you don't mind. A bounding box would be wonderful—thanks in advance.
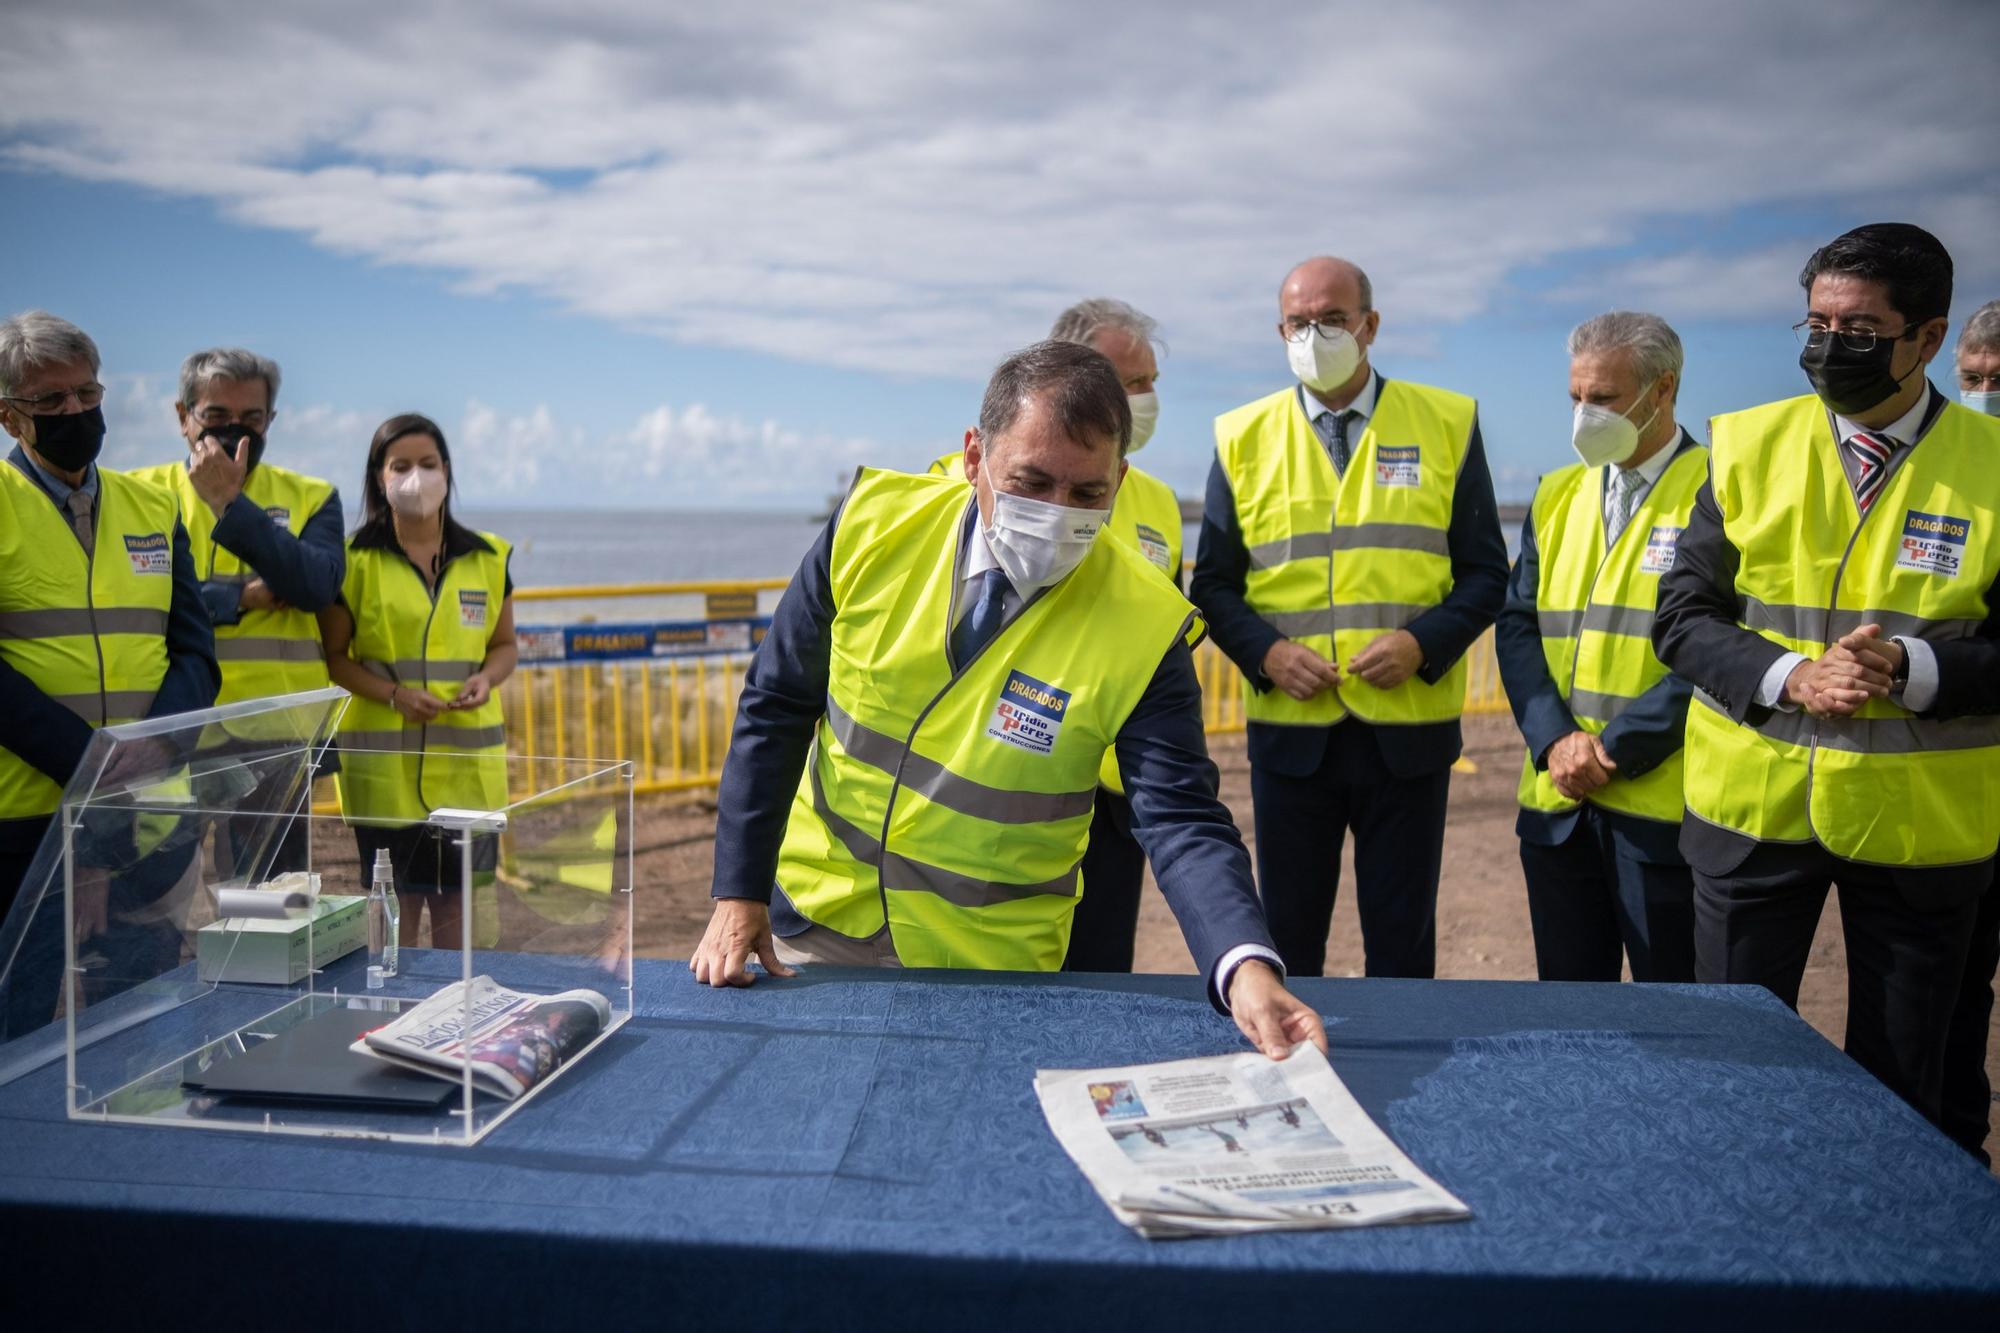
[0,607,171,639]
[1740,599,1984,645]
[1568,687,1641,724]
[50,690,157,721]
[360,657,479,683]
[1538,604,1654,641]
[340,723,505,751]
[1267,602,1432,637]
[215,636,327,663]
[1247,524,1448,570]
[807,748,1079,906]
[825,696,1095,825]
[1696,687,2000,754]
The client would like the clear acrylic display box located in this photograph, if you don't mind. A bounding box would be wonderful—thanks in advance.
[0,687,635,1145]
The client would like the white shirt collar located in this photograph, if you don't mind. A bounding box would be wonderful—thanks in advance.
[963,499,1002,581]
[1611,427,1684,491]
[1832,384,1935,448]
[1297,368,1380,429]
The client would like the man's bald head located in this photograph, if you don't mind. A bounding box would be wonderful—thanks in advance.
[1280,257,1372,315]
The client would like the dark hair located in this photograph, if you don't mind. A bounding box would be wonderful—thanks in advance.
[977,339,1132,455]
[354,412,482,555]
[1799,223,1954,326]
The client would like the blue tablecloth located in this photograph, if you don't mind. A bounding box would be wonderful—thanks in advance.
[2,962,1998,1329]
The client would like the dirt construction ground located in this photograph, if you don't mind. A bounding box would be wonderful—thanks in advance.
[626,711,1997,1168]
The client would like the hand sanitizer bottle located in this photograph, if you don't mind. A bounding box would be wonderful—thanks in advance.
[367,849,401,987]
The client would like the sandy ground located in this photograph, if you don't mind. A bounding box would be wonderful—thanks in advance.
[626,711,1997,1166]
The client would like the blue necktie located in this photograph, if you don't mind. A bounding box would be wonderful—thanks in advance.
[952,568,1010,668]
[1316,409,1352,475]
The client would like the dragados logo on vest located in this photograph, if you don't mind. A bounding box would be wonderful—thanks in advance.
[1897,509,1971,577]
[459,588,489,628]
[1374,445,1420,488]
[123,532,171,574]
[1640,525,1683,575]
[987,669,1071,756]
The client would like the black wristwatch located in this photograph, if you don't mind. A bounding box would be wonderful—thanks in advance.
[1889,637,1910,689]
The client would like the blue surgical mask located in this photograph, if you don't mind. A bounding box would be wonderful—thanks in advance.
[1962,388,2000,417]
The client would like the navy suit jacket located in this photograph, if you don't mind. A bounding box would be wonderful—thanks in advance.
[0,448,220,855]
[1652,389,2000,892]
[711,500,1276,1006]
[195,476,346,626]
[1494,431,1700,864]
[1190,377,1509,779]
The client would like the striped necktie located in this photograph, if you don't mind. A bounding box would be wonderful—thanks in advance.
[1315,409,1353,475]
[1607,467,1644,543]
[1844,430,1895,513]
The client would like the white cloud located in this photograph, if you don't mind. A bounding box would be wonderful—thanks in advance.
[3,0,1996,383]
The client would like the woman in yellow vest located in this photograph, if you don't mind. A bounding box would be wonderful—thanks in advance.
[317,414,515,948]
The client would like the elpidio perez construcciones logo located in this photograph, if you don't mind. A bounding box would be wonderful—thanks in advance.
[986,669,1071,756]
[1896,509,1970,577]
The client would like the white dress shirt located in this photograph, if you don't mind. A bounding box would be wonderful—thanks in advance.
[1752,388,1939,713]
[1297,370,1380,455]
[1602,429,1681,539]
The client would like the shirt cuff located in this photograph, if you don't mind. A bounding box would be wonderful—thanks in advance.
[1893,636,1939,713]
[1212,943,1284,1012]
[198,580,242,627]
[1755,651,1808,711]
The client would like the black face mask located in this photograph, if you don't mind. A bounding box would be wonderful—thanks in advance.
[1799,332,1919,417]
[200,422,266,470]
[28,404,106,473]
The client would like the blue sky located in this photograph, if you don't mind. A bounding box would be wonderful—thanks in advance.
[3,0,1995,510]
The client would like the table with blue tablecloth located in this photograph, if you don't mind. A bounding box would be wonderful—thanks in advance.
[1,960,1997,1330]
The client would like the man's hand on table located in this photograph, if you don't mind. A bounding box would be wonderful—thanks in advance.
[690,897,798,987]
[1227,960,1327,1060]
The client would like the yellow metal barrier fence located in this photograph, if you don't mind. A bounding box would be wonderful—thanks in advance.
[498,579,1509,799]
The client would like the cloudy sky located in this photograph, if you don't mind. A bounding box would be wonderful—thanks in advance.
[2,0,1995,512]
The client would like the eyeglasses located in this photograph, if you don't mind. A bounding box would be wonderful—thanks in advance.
[2,382,106,413]
[1282,315,1360,343]
[1792,321,1920,353]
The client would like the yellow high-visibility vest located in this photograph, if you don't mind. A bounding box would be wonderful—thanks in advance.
[927,449,1183,795]
[778,468,1201,970]
[333,532,510,828]
[1214,380,1475,727]
[0,463,177,818]
[1515,443,1707,823]
[1683,394,2000,865]
[128,460,335,707]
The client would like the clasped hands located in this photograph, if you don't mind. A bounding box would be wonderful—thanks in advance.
[1783,624,1905,719]
[388,673,495,722]
[1261,629,1423,701]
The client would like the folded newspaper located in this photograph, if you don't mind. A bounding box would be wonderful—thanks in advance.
[1036,1043,1470,1238]
[350,975,610,1100]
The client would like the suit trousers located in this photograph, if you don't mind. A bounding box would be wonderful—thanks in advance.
[1693,839,1987,1126]
[1250,733,1448,978]
[1942,866,2000,1164]
[1519,806,1695,983]
[1063,789,1144,973]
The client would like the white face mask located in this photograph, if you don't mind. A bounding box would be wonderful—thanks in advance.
[1286,326,1363,394]
[981,482,1106,592]
[1126,391,1159,453]
[1961,388,2000,417]
[1570,380,1662,469]
[387,466,447,518]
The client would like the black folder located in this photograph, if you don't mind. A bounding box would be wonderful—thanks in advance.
[186,1004,457,1108]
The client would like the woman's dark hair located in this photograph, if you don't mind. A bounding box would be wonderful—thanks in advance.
[354,412,482,559]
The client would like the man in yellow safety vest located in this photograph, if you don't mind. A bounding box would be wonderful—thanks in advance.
[694,340,1325,1060]
[0,310,218,1034]
[130,347,344,877]
[928,298,1183,973]
[1654,223,2000,1133]
[1496,311,1704,984]
[1193,256,1508,979]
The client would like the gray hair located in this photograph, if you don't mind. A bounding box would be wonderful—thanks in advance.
[179,346,282,410]
[1568,310,1684,396]
[1049,298,1162,353]
[978,339,1133,455]
[0,310,101,396]
[1958,299,2000,356]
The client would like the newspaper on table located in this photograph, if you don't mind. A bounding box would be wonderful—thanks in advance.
[1036,1042,1470,1238]
[350,975,610,1100]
